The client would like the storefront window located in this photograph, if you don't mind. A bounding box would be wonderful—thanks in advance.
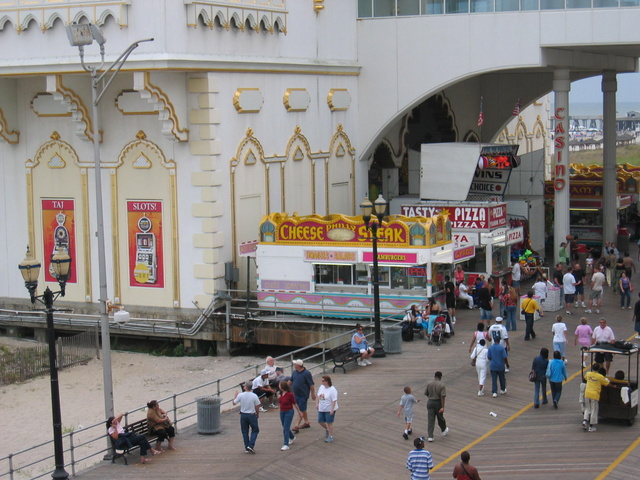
[314,264,354,285]
[492,244,510,275]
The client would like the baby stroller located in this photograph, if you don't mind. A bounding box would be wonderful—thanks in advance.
[438,309,455,338]
[428,315,447,346]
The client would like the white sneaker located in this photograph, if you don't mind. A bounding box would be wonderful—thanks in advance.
[442,427,449,437]
[427,437,434,442]
[357,360,367,367]
[280,445,290,451]
[500,389,507,395]
[584,309,592,314]
[364,359,372,365]
[259,407,267,413]
[289,436,296,444]
[269,403,278,409]
[477,390,484,396]
[492,393,498,398]
[596,310,600,314]
[635,335,640,339]
[505,367,510,373]
[581,302,586,308]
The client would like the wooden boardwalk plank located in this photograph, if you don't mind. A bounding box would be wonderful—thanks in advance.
[76,285,640,480]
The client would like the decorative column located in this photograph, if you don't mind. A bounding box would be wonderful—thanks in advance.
[553,69,570,265]
[189,75,225,309]
[602,72,618,245]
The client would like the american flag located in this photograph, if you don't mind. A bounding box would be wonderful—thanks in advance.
[512,98,521,116]
[477,97,484,127]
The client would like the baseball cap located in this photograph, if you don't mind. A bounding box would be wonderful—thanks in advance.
[260,369,270,376]
[293,359,304,367]
[495,316,503,322]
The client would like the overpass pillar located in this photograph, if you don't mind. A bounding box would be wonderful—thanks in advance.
[602,72,618,247]
[553,69,571,265]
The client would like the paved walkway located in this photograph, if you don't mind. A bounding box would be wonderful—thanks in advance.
[77,266,640,480]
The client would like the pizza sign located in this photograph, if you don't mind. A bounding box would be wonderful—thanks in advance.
[401,204,506,232]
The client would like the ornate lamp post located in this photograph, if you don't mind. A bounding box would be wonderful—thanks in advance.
[360,194,388,358]
[18,246,72,480]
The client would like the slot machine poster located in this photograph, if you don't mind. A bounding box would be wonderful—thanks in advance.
[127,200,164,288]
[42,199,77,283]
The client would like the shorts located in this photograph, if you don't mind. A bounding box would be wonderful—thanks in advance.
[404,415,414,424]
[512,280,520,287]
[296,395,309,412]
[589,290,603,300]
[575,285,584,295]
[446,296,456,309]
[564,294,575,304]
[480,308,493,320]
[594,352,613,364]
[318,411,336,423]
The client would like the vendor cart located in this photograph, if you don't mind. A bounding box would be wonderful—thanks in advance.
[582,343,639,426]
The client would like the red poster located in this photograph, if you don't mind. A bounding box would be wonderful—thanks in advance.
[127,201,164,288]
[42,199,77,283]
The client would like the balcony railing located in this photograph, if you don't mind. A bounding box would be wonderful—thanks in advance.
[358,0,640,17]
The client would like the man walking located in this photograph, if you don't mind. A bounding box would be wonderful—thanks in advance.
[406,437,434,480]
[585,265,605,314]
[562,268,577,314]
[488,317,510,372]
[290,359,316,432]
[424,371,449,443]
[553,263,565,307]
[233,380,261,454]
[572,263,586,308]
[487,340,508,397]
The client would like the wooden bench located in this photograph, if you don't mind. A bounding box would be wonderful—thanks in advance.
[109,418,159,465]
[330,343,361,373]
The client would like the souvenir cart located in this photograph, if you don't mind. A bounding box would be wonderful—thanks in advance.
[582,343,639,426]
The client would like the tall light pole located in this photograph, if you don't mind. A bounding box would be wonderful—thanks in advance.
[19,246,72,480]
[65,24,153,435]
[360,194,388,358]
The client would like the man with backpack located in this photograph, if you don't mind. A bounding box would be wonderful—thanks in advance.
[488,317,510,372]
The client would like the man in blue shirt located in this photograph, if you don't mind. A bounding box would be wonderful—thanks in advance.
[486,342,508,397]
[290,359,316,432]
[406,436,434,480]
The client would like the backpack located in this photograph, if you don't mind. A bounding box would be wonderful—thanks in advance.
[401,322,414,341]
[491,327,502,344]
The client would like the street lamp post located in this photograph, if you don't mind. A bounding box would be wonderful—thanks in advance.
[360,194,388,358]
[19,246,72,480]
[65,24,153,433]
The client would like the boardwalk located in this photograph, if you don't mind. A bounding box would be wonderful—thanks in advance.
[77,280,640,480]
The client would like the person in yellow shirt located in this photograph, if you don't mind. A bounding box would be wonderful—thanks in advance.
[582,363,609,432]
[521,290,540,341]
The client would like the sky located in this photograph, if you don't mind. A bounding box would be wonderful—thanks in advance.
[570,72,640,104]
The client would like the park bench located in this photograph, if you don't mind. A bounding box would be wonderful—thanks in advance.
[109,418,158,465]
[330,342,361,373]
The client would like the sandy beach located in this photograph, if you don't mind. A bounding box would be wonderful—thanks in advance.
[0,336,264,464]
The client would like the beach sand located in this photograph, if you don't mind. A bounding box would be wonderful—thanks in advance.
[0,336,263,464]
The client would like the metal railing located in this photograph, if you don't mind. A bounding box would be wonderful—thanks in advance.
[0,326,388,480]
[358,0,640,17]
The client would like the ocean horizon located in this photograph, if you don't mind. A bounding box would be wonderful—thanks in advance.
[564,101,640,117]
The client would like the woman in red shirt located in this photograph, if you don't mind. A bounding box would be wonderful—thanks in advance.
[278,381,301,451]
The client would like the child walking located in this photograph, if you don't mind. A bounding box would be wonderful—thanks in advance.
[397,385,419,440]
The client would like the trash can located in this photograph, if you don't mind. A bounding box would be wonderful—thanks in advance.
[617,227,630,254]
[196,395,222,434]
[383,325,402,354]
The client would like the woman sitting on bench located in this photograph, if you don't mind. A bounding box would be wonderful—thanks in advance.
[147,400,176,451]
[107,413,160,464]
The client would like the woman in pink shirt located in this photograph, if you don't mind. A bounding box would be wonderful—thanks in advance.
[574,317,593,368]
